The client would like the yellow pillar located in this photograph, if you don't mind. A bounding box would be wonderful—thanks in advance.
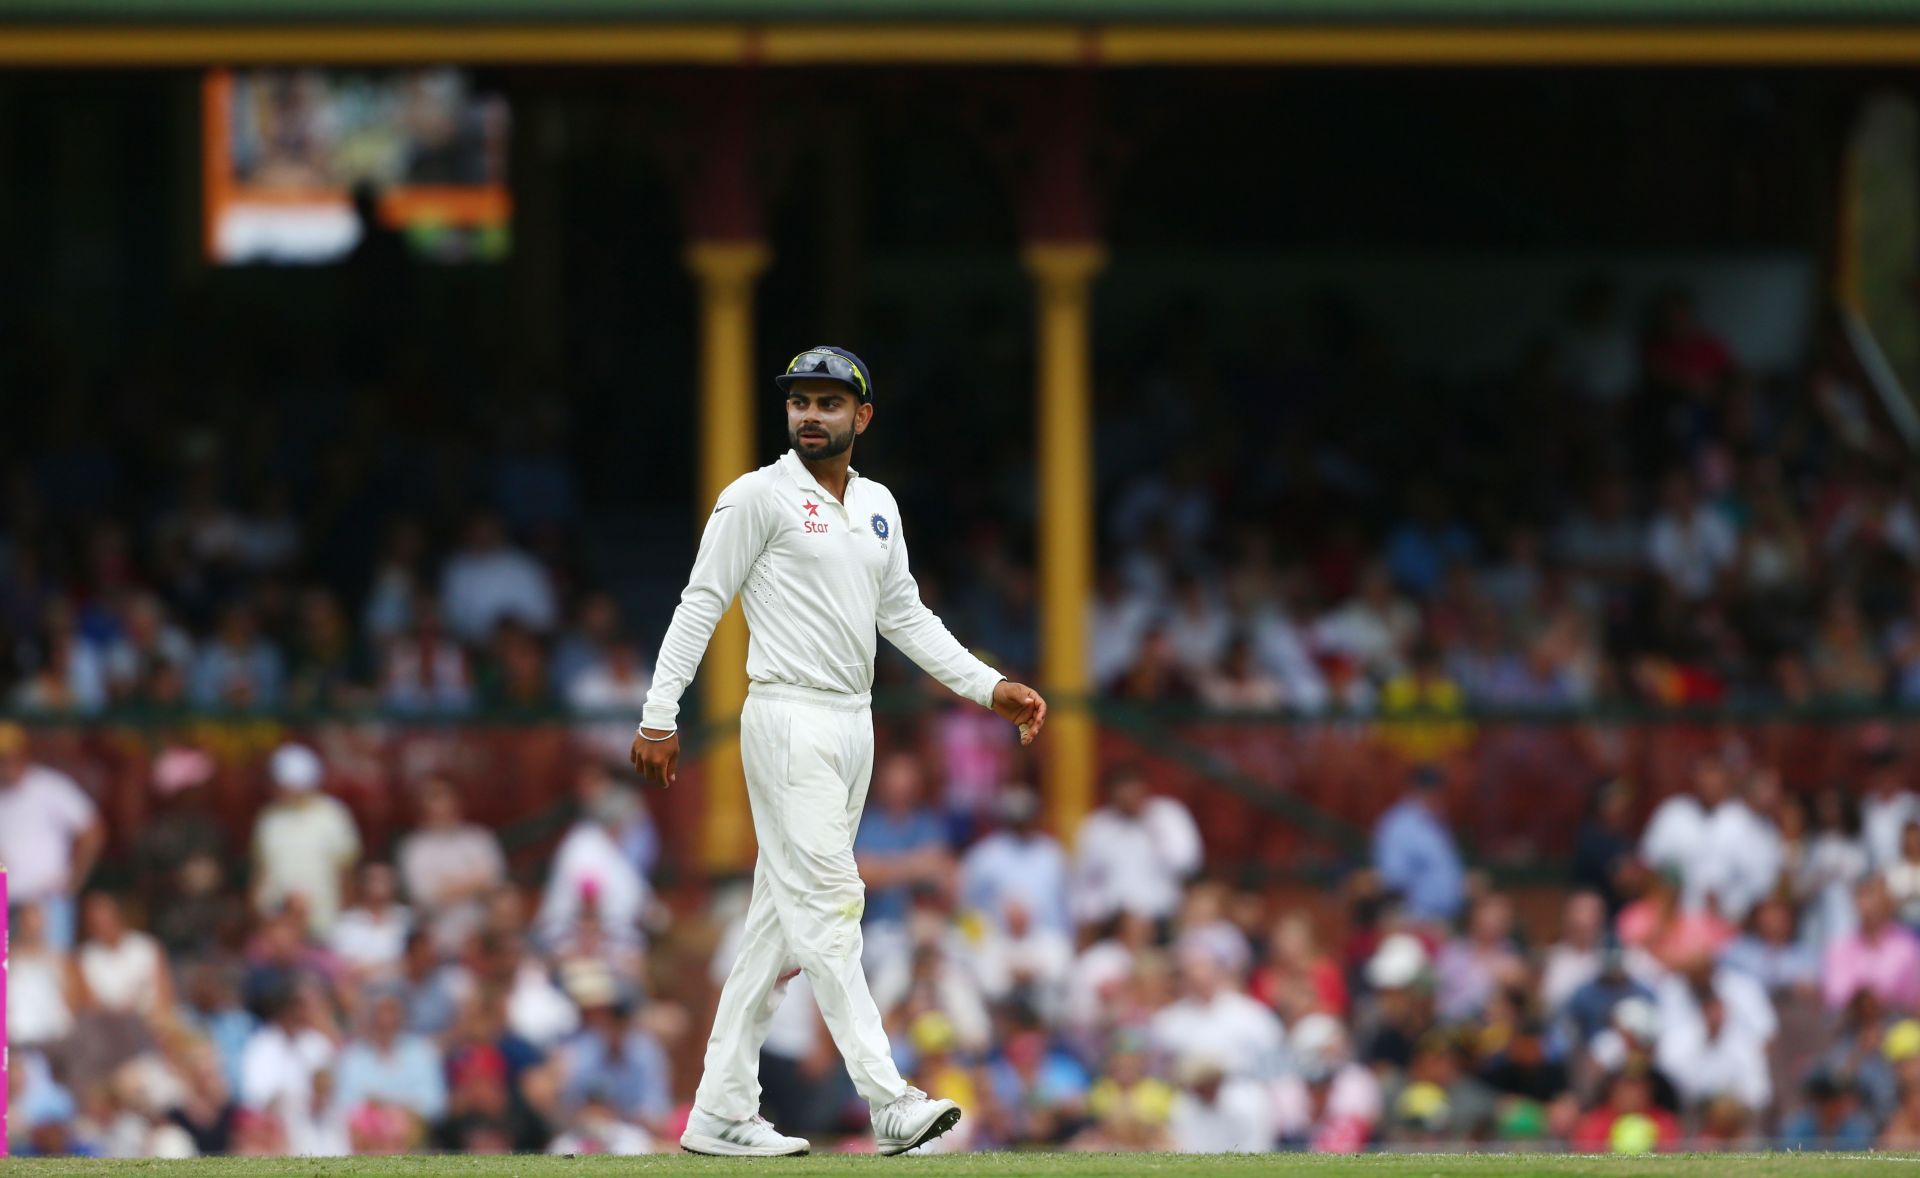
[686,239,770,873]
[1024,241,1106,842]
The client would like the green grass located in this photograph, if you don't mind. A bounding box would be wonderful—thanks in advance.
[5,1154,1920,1177]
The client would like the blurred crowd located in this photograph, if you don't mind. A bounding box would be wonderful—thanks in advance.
[11,709,1920,1158]
[5,281,1919,721]
[1089,283,1920,714]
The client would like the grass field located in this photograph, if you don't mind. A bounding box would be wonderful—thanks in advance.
[4,1154,1919,1177]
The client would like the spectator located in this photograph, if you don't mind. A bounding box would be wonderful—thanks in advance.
[1434,893,1526,1022]
[1076,1032,1174,1152]
[1720,895,1819,999]
[1560,948,1655,1049]
[1378,641,1472,763]
[853,751,952,929]
[1167,1054,1274,1154]
[981,1024,1090,1146]
[328,863,413,985]
[397,930,470,1039]
[188,603,285,708]
[1383,486,1475,599]
[959,786,1070,936]
[1812,593,1888,703]
[1370,766,1465,925]
[102,592,193,700]
[439,512,557,644]
[1823,877,1920,1011]
[1069,764,1202,931]
[1164,572,1231,677]
[1250,911,1347,1022]
[1148,945,1284,1083]
[1107,625,1197,702]
[238,979,341,1156]
[0,721,106,948]
[1197,634,1284,710]
[77,892,175,1019]
[137,746,237,958]
[1780,1071,1877,1151]
[1885,819,1920,929]
[558,971,671,1139]
[1572,778,1638,916]
[545,1092,655,1156]
[1540,890,1609,1013]
[1088,566,1154,691]
[1568,1068,1681,1153]
[536,773,651,950]
[1654,984,1771,1115]
[1383,1032,1497,1144]
[251,743,362,936]
[1645,470,1736,602]
[1315,561,1420,681]
[379,596,473,713]
[332,990,448,1129]
[1639,752,1780,922]
[7,901,83,1050]
[1272,1013,1380,1152]
[177,964,256,1094]
[397,779,506,952]
[286,590,363,710]
[1798,786,1870,951]
[1861,742,1920,871]
[973,897,1073,1021]
[566,634,653,768]
[1643,286,1733,396]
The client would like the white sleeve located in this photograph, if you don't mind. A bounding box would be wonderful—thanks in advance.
[875,512,1002,708]
[641,477,774,731]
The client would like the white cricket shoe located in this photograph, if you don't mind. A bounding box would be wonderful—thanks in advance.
[871,1086,962,1156]
[679,1108,810,1156]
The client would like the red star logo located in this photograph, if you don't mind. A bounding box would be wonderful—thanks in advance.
[803,499,820,516]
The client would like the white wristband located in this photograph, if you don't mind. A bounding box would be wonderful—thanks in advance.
[636,725,676,742]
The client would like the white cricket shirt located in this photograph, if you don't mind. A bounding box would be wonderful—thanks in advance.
[641,450,1002,730]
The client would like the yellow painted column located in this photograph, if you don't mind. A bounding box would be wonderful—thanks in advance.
[1024,241,1106,842]
[686,239,770,873]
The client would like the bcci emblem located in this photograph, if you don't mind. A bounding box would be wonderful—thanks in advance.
[870,513,890,541]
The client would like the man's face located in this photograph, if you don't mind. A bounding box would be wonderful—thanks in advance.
[787,382,870,461]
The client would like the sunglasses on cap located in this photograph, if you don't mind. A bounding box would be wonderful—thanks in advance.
[780,350,869,401]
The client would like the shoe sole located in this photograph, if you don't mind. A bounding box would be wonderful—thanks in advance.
[680,1132,810,1157]
[876,1105,962,1157]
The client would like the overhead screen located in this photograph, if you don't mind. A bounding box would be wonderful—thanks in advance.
[203,67,511,264]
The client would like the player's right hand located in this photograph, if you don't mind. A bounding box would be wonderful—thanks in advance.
[631,728,680,788]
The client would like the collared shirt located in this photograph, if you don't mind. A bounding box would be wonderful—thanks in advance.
[1823,923,1920,1010]
[643,450,1000,729]
[1070,798,1203,926]
[1371,798,1464,922]
[0,764,98,901]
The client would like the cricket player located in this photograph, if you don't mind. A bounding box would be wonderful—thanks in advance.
[631,345,1048,1157]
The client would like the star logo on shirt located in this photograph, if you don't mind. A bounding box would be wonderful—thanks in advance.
[802,499,820,516]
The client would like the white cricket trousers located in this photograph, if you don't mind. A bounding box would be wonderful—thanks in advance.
[693,682,909,1121]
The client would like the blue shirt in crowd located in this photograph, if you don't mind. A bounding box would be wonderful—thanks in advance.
[854,806,948,924]
[1371,797,1465,922]
[564,1029,672,1123]
[333,1034,448,1121]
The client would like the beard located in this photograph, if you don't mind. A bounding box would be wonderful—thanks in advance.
[790,423,854,459]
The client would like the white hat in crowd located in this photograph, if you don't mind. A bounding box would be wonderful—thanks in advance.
[1365,932,1430,990]
[270,743,324,793]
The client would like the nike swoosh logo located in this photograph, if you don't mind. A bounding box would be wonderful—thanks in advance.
[712,505,732,514]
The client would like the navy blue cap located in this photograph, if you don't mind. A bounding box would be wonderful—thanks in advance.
[775,346,873,402]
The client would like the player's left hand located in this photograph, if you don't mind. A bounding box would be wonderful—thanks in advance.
[991,680,1047,746]
[631,727,680,788]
